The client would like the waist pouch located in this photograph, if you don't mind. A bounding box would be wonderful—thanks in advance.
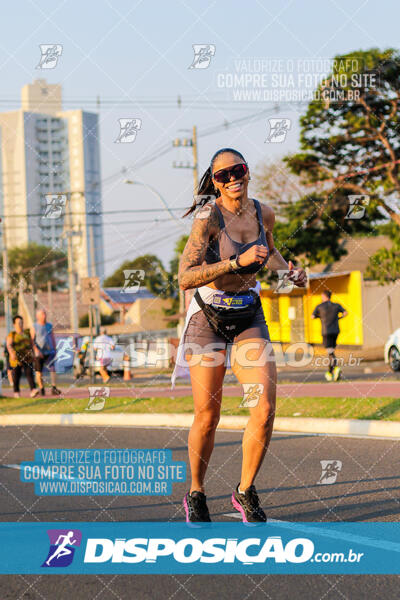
[194,290,261,342]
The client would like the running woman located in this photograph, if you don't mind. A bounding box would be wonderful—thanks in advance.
[312,290,348,381]
[176,148,307,523]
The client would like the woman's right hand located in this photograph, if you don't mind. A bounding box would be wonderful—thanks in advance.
[237,245,268,267]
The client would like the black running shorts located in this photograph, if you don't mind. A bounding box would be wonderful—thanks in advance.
[322,334,338,349]
[184,306,270,352]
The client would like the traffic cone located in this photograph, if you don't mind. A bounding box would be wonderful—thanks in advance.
[123,355,131,381]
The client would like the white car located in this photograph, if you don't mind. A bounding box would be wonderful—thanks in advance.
[384,328,400,372]
[94,344,126,374]
[73,340,127,377]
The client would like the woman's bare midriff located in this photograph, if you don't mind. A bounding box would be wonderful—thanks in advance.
[208,271,258,292]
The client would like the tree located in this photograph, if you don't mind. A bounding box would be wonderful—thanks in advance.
[287,48,400,226]
[163,235,188,328]
[253,160,309,211]
[365,242,400,283]
[103,254,173,298]
[366,221,400,283]
[256,48,400,267]
[7,243,67,292]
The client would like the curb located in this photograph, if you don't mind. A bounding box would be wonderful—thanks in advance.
[1,413,400,439]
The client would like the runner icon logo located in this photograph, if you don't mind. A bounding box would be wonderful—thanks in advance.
[188,44,216,69]
[265,118,291,143]
[345,195,370,220]
[42,529,82,567]
[36,44,63,69]
[115,118,142,143]
[317,460,342,485]
[86,387,110,411]
[240,383,264,408]
[122,269,145,293]
[43,194,66,219]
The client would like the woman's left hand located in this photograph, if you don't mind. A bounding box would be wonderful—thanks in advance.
[288,260,307,287]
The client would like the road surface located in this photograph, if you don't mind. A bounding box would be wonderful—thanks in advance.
[0,425,399,599]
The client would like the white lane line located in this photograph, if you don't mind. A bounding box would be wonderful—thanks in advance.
[224,515,400,553]
[223,512,284,522]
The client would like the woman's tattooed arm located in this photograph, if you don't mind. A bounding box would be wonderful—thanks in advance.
[178,206,233,290]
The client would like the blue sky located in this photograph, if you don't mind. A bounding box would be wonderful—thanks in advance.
[0,0,398,274]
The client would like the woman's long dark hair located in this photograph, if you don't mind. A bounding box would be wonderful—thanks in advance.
[183,147,247,217]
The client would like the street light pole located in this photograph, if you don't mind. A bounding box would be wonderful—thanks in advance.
[89,224,100,335]
[124,178,186,335]
[123,179,184,226]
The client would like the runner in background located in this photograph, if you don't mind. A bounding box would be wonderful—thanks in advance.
[31,309,62,396]
[312,290,348,381]
[7,315,39,398]
[93,328,115,383]
[75,335,90,379]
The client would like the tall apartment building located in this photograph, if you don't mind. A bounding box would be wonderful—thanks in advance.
[0,79,104,280]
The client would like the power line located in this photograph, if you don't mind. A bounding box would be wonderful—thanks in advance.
[95,229,183,269]
[1,218,188,230]
[5,227,184,273]
[0,206,188,219]
[100,107,280,187]
[0,97,297,109]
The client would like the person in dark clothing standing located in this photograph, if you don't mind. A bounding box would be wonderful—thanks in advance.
[312,290,348,381]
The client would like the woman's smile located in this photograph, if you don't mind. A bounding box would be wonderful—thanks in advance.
[225,181,243,193]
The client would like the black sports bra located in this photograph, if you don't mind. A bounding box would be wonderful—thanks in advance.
[204,199,269,275]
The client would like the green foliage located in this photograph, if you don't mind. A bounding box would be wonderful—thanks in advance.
[289,48,400,208]
[103,238,190,330]
[257,48,400,268]
[168,235,188,282]
[163,235,188,328]
[103,254,174,298]
[366,239,400,283]
[7,243,67,291]
[271,191,379,266]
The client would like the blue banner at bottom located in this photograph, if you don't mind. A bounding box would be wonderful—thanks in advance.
[1,522,400,574]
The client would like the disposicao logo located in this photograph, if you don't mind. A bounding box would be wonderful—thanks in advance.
[83,536,314,565]
[42,529,82,567]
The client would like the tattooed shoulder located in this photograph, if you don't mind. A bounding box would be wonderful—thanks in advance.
[180,204,218,269]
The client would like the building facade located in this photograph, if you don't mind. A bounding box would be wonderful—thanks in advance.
[0,79,104,279]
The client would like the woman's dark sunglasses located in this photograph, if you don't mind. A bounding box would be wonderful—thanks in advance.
[212,162,248,184]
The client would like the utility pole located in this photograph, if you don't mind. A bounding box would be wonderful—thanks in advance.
[62,193,82,334]
[1,222,12,334]
[172,126,199,189]
[89,223,100,335]
[172,126,199,334]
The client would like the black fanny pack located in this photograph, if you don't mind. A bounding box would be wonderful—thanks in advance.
[194,290,261,342]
